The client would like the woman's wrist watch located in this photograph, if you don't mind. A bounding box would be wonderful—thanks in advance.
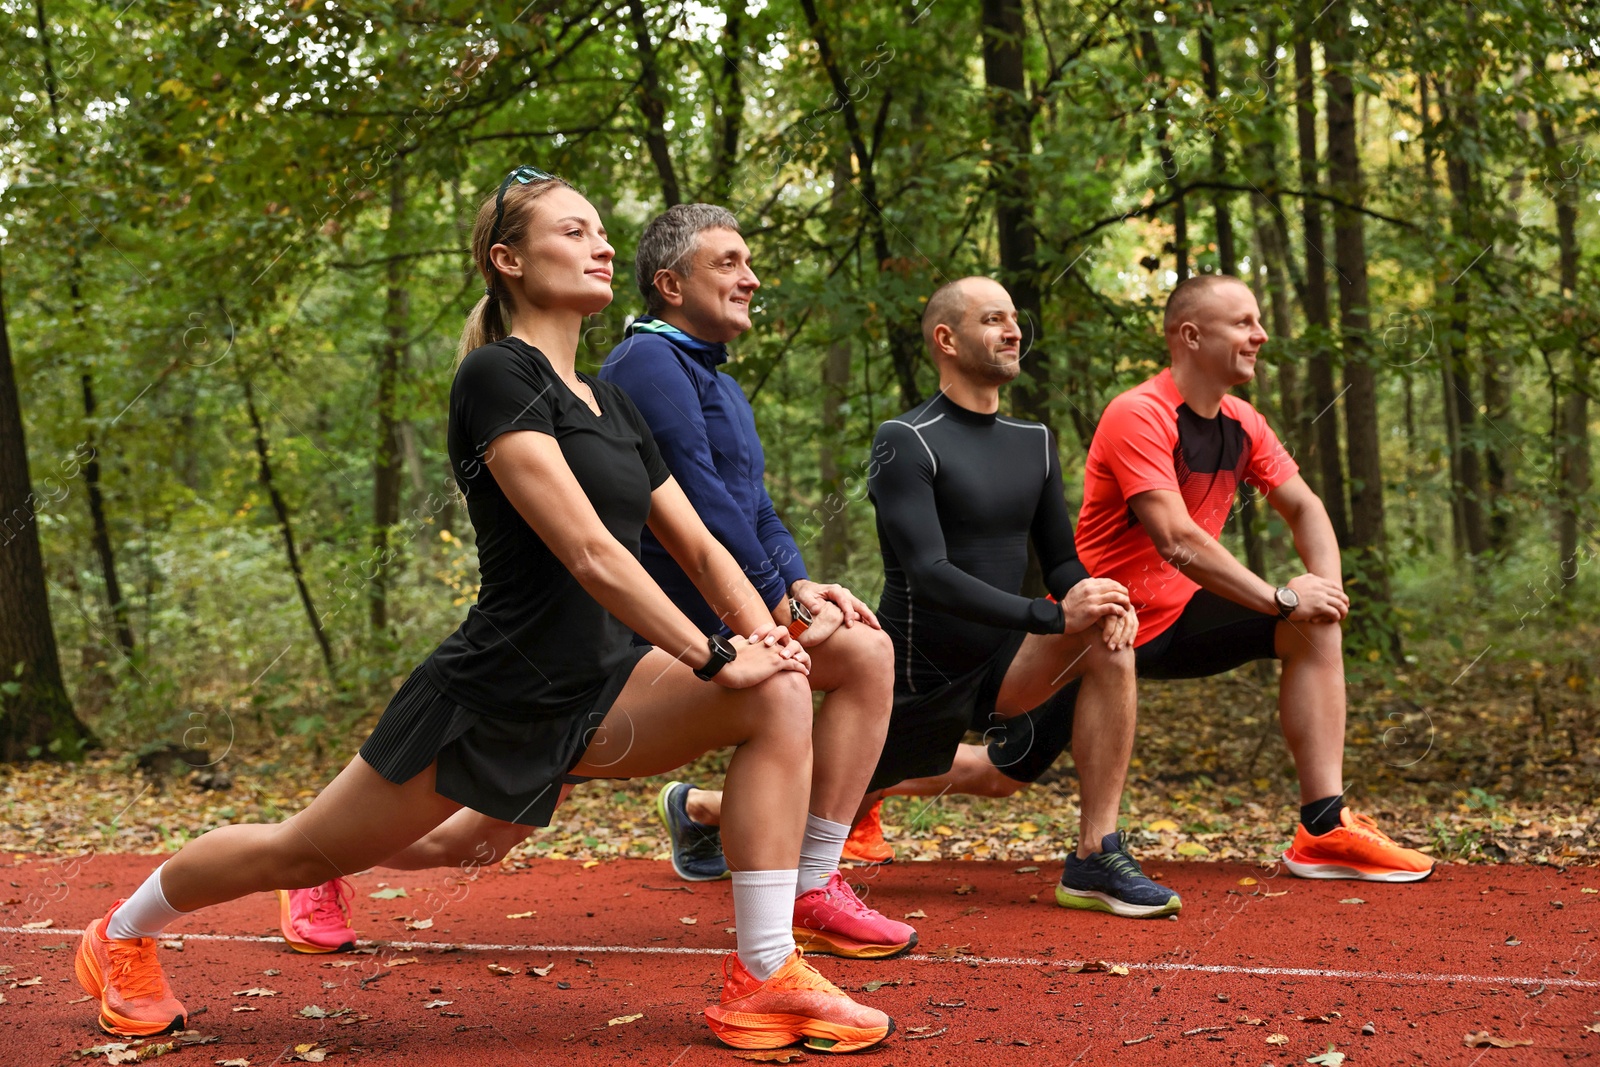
[1273,585,1299,620]
[787,597,813,638]
[693,633,737,681]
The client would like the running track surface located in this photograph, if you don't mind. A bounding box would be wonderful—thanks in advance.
[3,855,1597,1065]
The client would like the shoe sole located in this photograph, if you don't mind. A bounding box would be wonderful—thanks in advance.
[705,1007,895,1052]
[276,890,356,954]
[74,924,186,1038]
[655,782,729,883]
[839,849,894,866]
[1054,884,1182,918]
[793,927,917,960]
[1280,854,1435,882]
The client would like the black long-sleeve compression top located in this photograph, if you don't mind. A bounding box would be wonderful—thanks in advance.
[868,392,1091,695]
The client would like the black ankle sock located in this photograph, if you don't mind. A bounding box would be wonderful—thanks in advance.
[1301,795,1345,836]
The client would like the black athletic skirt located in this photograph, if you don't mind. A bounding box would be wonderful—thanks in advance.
[359,652,648,827]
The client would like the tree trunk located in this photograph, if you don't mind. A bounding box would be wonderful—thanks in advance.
[35,0,134,660]
[1436,79,1491,560]
[1419,75,1467,555]
[627,0,681,207]
[708,3,743,203]
[1322,0,1395,651]
[0,249,97,760]
[983,0,1048,423]
[1293,31,1348,543]
[818,151,853,576]
[800,0,924,409]
[243,377,337,677]
[371,169,408,633]
[1140,21,1188,282]
[1541,113,1590,595]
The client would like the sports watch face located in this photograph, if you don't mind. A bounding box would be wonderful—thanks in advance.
[1275,587,1299,616]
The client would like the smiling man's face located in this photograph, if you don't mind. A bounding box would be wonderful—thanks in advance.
[668,227,761,344]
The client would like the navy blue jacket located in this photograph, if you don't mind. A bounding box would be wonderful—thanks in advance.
[598,318,807,635]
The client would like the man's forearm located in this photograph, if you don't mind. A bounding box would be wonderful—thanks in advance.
[1287,506,1342,583]
[1162,525,1279,614]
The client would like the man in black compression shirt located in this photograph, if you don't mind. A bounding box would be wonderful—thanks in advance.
[864,276,1180,918]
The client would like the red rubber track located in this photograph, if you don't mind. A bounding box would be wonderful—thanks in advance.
[3,854,1596,1065]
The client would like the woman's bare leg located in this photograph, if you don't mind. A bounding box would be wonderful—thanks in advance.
[159,757,463,912]
[569,649,813,872]
[377,784,577,870]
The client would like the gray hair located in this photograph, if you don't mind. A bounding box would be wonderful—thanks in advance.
[634,203,742,314]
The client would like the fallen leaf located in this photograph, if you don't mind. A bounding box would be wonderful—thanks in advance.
[1339,898,1365,905]
[327,960,360,968]
[287,1045,327,1064]
[298,1005,348,1019]
[1146,819,1180,832]
[231,988,277,997]
[930,943,972,959]
[732,1050,807,1062]
[1238,877,1258,886]
[369,887,407,900]
[1306,1048,1345,1065]
[1236,1015,1264,1026]
[232,1006,258,1013]
[1297,1011,1342,1023]
[263,969,281,977]
[1123,1034,1156,1045]
[1584,1023,1600,1034]
[582,860,600,869]
[860,979,901,992]
[903,909,927,919]
[1176,842,1210,856]
[1063,960,1128,975]
[1263,890,1290,897]
[216,1060,251,1066]
[385,957,418,968]
[1014,866,1040,874]
[1266,1034,1289,1046]
[423,999,453,1009]
[20,919,52,930]
[680,917,697,925]
[487,964,516,977]
[953,885,975,895]
[12,976,41,987]
[1463,1031,1533,1049]
[1504,935,1521,946]
[405,918,433,930]
[528,964,555,977]
[506,911,536,919]
[1581,888,1597,894]
[607,1013,644,1026]
[159,940,184,951]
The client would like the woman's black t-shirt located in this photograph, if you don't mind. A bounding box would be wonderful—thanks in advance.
[423,337,671,720]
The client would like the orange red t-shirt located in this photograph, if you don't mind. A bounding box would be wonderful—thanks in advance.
[1075,369,1299,645]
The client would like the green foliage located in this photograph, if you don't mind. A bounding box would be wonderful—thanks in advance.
[1,0,1595,753]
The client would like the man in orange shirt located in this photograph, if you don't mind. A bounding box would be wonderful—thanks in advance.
[872,274,1433,884]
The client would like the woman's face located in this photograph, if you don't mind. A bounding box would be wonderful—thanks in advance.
[495,186,615,317]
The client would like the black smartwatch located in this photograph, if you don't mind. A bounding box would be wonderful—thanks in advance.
[693,633,737,681]
[1273,585,1299,620]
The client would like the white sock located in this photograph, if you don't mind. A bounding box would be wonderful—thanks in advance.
[795,814,850,896]
[106,863,189,940]
[730,869,798,982]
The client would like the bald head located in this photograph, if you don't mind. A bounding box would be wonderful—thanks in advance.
[1163,274,1252,341]
[923,276,1009,351]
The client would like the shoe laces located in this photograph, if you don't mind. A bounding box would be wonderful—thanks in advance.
[107,937,168,1002]
[822,872,873,916]
[779,952,846,997]
[1093,848,1147,880]
[308,877,353,927]
[1343,812,1398,846]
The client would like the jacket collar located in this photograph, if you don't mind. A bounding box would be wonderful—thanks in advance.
[625,316,729,368]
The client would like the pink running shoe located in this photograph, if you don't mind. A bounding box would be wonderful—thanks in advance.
[277,878,356,953]
[792,870,918,959]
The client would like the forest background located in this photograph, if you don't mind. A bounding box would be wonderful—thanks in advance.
[0,0,1595,868]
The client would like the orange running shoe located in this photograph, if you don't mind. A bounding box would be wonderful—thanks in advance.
[74,901,187,1037]
[840,801,894,865]
[1281,808,1435,882]
[704,949,894,1052]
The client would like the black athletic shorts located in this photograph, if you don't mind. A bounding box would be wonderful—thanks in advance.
[867,588,1281,793]
[988,588,1282,784]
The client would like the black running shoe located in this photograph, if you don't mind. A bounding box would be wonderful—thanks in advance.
[655,780,729,882]
[1056,831,1181,918]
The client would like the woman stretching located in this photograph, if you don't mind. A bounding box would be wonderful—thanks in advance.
[74,168,893,1054]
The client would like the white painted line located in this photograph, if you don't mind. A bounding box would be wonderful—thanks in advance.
[4,926,1594,990]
